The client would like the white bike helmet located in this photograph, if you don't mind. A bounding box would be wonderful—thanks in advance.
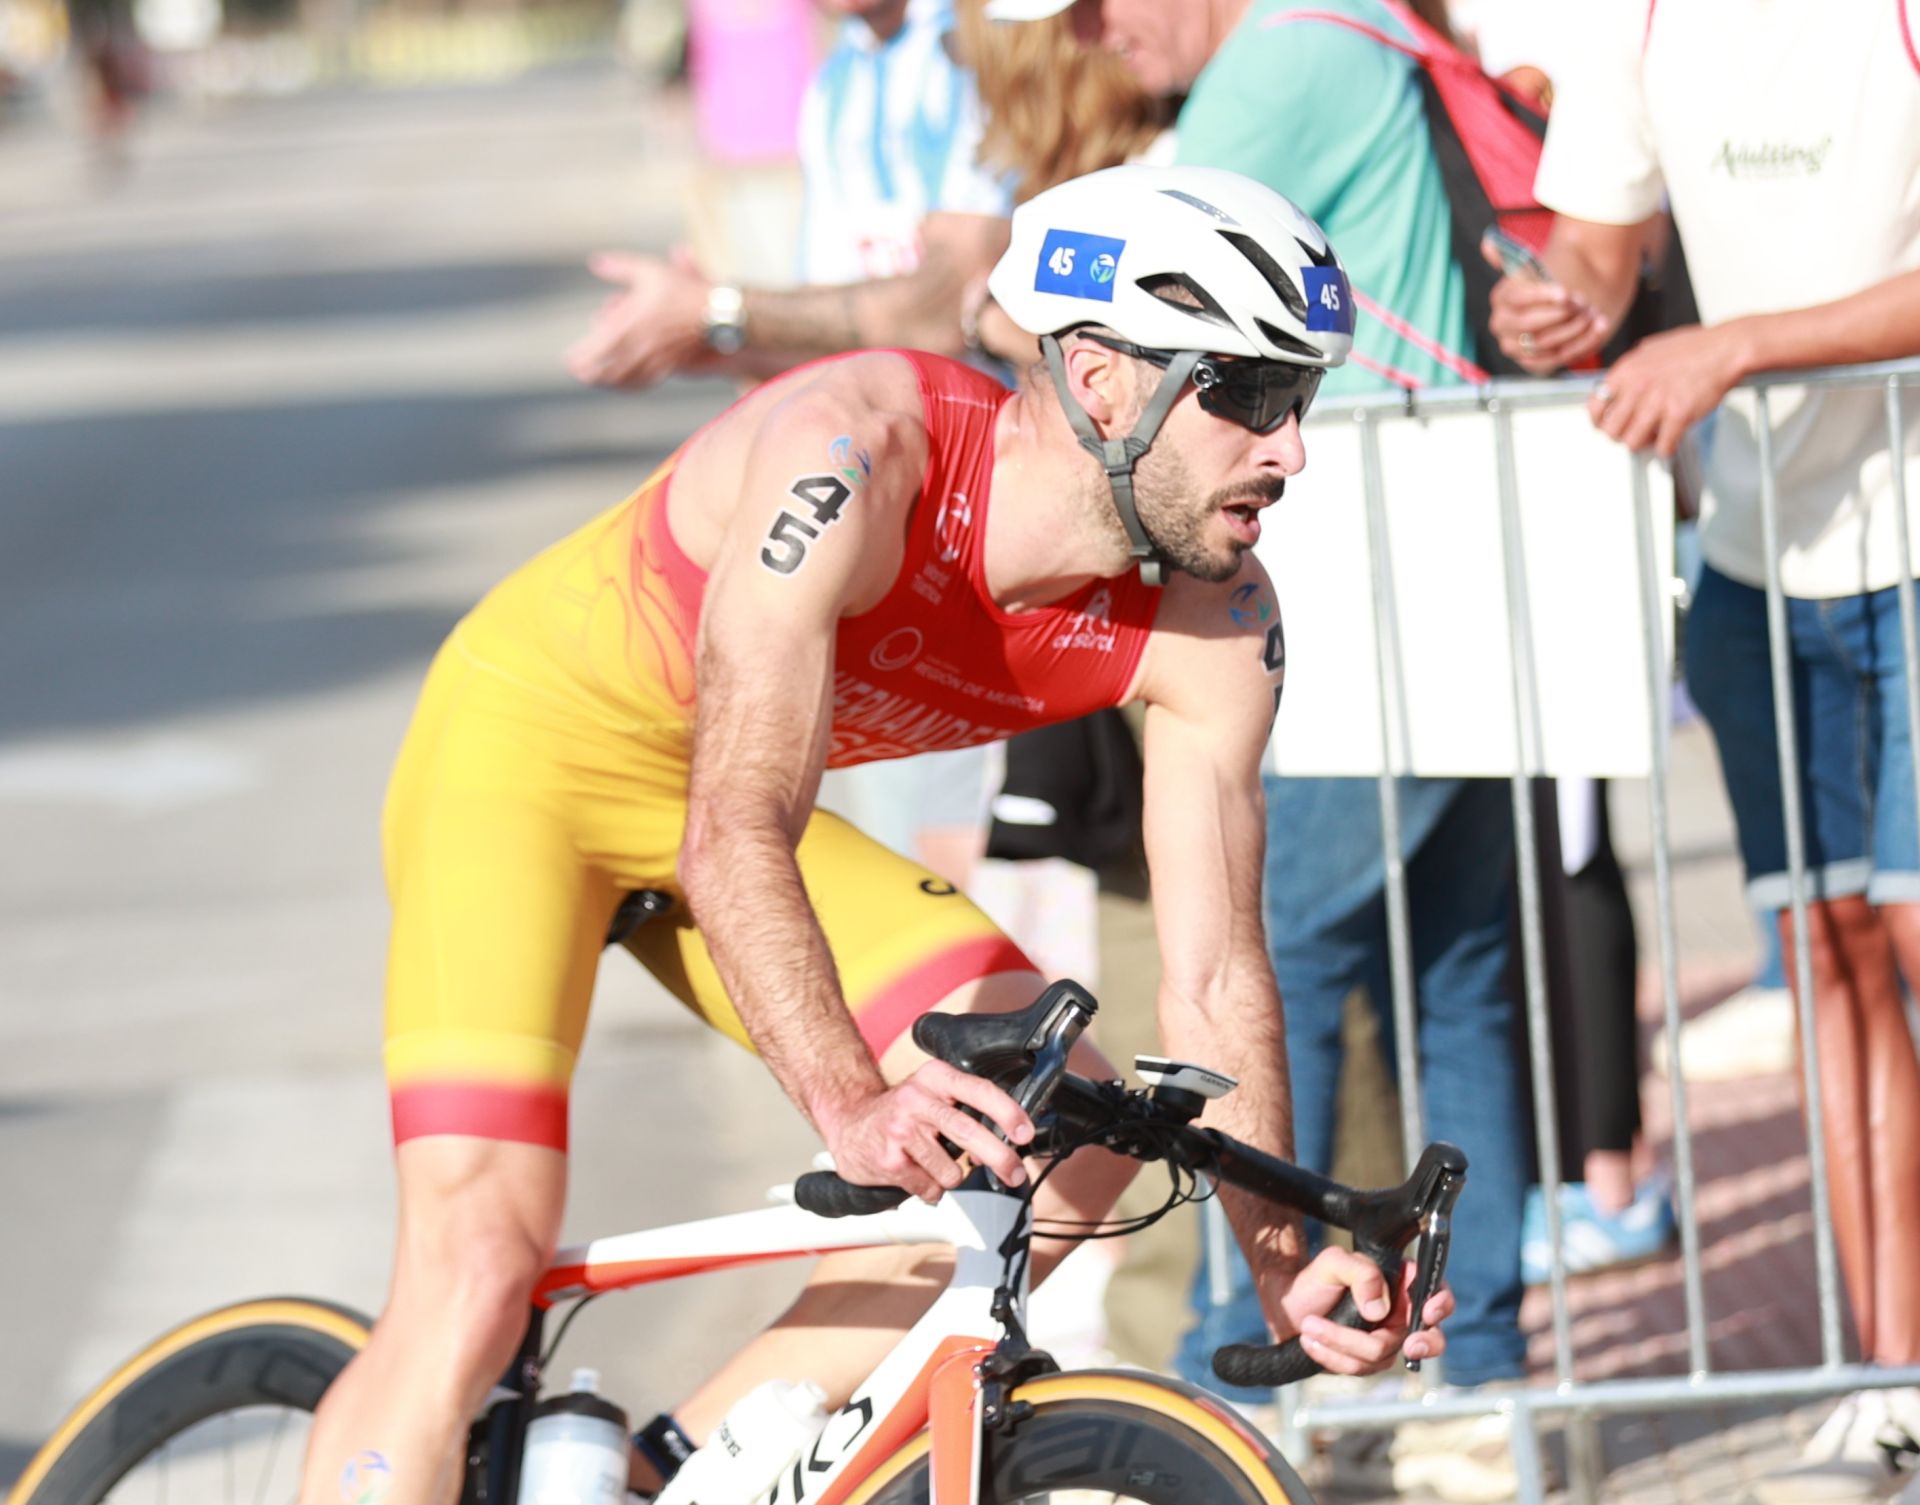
[987,164,1353,584]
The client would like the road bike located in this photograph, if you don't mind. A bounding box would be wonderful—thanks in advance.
[8,978,1465,1505]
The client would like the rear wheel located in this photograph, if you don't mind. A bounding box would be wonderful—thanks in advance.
[9,1297,371,1505]
[847,1370,1314,1504]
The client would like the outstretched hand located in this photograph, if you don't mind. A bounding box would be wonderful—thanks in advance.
[821,1059,1035,1203]
[1270,1246,1454,1375]
[567,245,714,389]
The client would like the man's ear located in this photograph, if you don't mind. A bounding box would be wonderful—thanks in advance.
[1060,338,1130,430]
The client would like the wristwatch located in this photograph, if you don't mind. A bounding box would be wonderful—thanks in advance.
[701,284,748,355]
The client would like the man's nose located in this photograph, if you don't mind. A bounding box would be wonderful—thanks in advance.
[1254,412,1307,475]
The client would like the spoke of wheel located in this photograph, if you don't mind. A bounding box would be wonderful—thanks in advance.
[253,1408,293,1505]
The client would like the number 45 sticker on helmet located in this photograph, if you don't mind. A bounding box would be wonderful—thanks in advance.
[1035,228,1126,303]
[1303,266,1355,335]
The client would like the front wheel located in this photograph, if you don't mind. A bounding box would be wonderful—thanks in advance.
[846,1369,1314,1504]
[9,1297,372,1505]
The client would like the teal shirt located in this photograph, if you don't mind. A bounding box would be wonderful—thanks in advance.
[1174,0,1469,396]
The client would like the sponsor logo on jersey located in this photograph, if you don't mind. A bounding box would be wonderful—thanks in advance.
[870,627,923,673]
[1051,586,1117,653]
[935,490,971,564]
[831,671,1021,758]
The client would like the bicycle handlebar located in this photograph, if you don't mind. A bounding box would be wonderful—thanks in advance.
[790,980,1467,1386]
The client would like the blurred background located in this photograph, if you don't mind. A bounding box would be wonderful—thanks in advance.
[0,0,840,1482]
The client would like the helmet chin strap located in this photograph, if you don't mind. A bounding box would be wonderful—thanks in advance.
[1042,335,1201,589]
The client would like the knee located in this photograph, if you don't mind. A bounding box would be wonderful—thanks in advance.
[1796,898,1886,984]
[392,1221,549,1367]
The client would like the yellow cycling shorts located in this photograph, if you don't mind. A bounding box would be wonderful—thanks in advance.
[381,469,1036,1152]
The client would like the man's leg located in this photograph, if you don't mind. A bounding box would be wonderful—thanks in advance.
[1779,897,1908,1359]
[1860,582,1920,1367]
[1861,903,1920,1365]
[1402,776,1527,1389]
[299,1139,566,1505]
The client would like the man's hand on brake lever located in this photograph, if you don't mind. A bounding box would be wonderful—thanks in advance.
[1270,1247,1456,1375]
[818,1059,1035,1203]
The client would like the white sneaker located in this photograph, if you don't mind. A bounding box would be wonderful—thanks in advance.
[1747,1389,1920,1504]
[1652,985,1796,1081]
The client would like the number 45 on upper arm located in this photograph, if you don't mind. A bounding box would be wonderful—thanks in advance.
[761,472,857,576]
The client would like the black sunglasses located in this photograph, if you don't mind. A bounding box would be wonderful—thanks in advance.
[1081,333,1324,433]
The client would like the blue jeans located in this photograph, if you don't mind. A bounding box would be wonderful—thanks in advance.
[1685,565,1920,910]
[1175,775,1530,1396]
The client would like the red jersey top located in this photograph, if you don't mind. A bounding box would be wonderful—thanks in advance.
[645,351,1162,768]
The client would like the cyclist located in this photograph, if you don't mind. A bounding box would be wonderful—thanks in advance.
[300,164,1453,1505]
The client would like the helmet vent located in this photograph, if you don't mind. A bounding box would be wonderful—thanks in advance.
[1159,188,1238,224]
[1255,318,1324,362]
[1136,273,1233,328]
[1219,230,1308,323]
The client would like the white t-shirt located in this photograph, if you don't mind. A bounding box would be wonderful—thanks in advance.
[794,0,1014,287]
[1535,0,1920,598]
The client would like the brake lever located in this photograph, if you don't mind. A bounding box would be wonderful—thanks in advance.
[1401,1155,1465,1372]
[1014,990,1095,1119]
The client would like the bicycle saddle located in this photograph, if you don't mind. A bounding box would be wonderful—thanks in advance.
[603,889,672,948]
[912,979,1098,1086]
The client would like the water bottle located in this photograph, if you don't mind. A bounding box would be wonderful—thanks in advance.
[515,1368,631,1505]
[651,1379,830,1505]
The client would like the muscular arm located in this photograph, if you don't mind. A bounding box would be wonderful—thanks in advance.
[677,359,1031,1194]
[1138,564,1453,1370]
[1137,566,1303,1284]
[568,214,1011,390]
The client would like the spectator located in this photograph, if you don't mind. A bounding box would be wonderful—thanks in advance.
[567,0,1014,391]
[1489,3,1920,1500]
[1523,778,1675,1287]
[987,1,1531,1498]
[953,0,1171,200]
[569,0,1017,884]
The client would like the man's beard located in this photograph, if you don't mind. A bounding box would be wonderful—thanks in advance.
[1132,445,1287,583]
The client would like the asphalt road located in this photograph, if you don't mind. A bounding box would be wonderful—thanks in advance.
[0,64,821,1485]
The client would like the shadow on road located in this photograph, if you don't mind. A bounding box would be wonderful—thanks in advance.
[0,386,676,739]
[0,257,596,340]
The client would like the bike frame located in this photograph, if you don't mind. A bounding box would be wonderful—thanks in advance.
[522,1186,1029,1505]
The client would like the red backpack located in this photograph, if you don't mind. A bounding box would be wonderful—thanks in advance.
[1265,0,1552,379]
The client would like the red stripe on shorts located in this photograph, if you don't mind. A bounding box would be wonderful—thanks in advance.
[856,934,1041,1059]
[391,1082,570,1151]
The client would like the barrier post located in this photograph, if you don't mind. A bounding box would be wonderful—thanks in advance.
[1490,398,1581,1502]
[1357,408,1428,1176]
[1630,454,1711,1376]
[1754,386,1847,1367]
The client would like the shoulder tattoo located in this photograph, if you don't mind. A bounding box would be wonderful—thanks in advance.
[758,434,874,577]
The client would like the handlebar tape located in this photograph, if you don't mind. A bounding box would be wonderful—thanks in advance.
[793,1170,911,1218]
[1212,1248,1402,1388]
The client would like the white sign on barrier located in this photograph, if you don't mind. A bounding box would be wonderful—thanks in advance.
[1258,404,1675,779]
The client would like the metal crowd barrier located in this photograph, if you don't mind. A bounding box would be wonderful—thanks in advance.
[1207,356,1920,1504]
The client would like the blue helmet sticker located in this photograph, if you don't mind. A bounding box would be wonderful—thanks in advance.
[1035,229,1126,303]
[1303,266,1354,334]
